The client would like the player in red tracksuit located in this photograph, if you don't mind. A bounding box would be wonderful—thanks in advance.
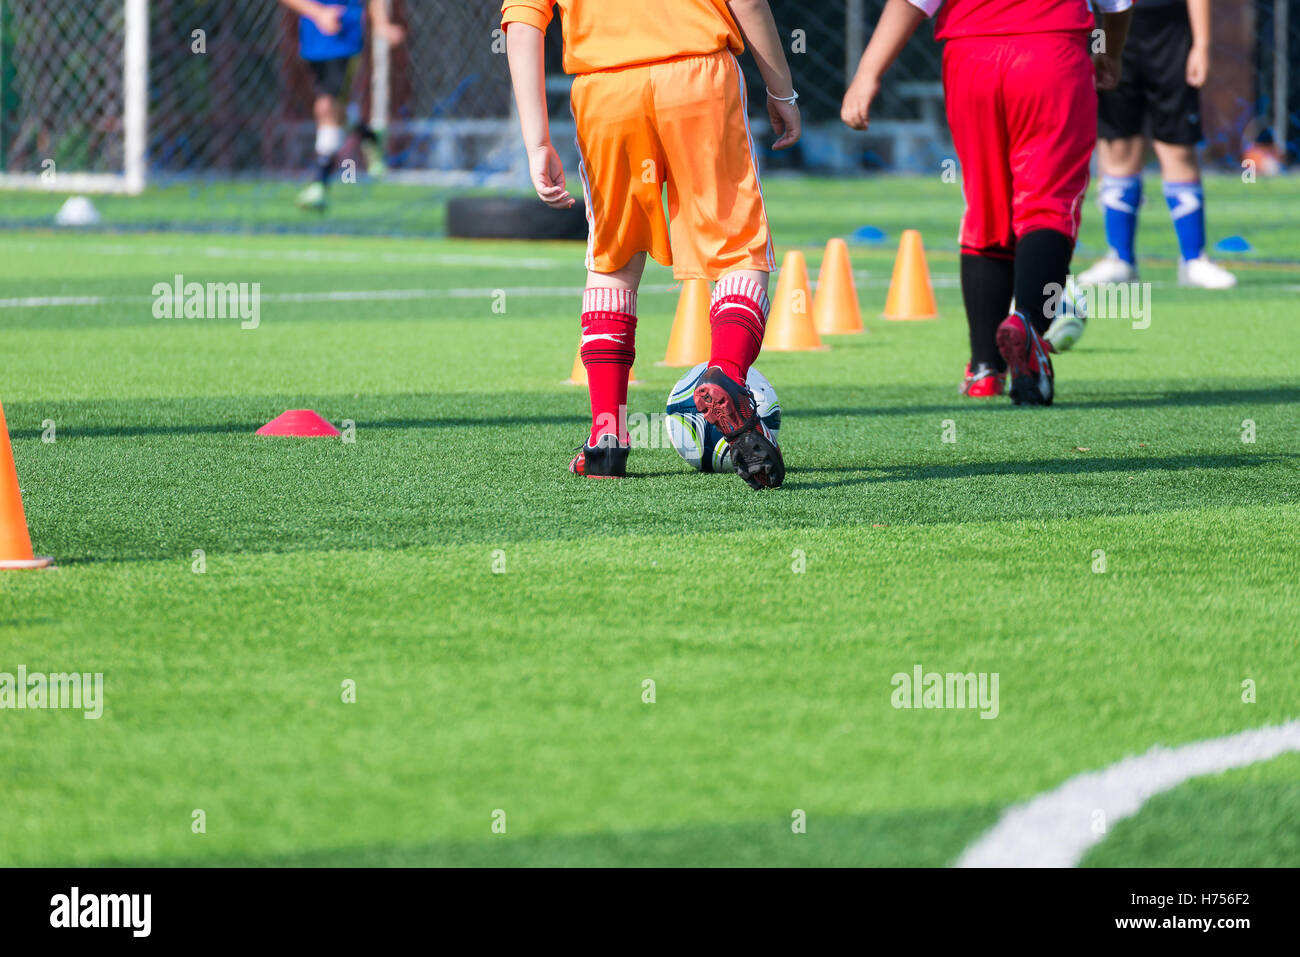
[842,0,1134,405]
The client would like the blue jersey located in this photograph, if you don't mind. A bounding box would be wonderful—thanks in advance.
[299,1,365,62]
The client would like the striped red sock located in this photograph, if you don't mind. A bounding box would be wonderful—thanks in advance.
[580,287,637,446]
[709,274,770,384]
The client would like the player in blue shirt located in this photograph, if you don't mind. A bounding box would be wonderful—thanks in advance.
[280,1,405,211]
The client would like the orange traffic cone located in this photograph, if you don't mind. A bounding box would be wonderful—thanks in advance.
[659,279,712,366]
[764,250,826,351]
[566,349,587,386]
[0,400,53,570]
[882,229,938,320]
[565,348,640,385]
[813,238,865,334]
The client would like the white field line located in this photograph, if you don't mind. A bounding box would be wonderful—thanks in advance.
[0,295,109,308]
[0,284,681,310]
[955,720,1300,868]
[4,239,567,270]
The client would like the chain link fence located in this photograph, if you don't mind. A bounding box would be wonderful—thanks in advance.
[0,0,130,184]
[742,0,946,171]
[0,0,1295,190]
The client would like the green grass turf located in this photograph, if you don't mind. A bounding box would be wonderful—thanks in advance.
[1082,753,1300,868]
[0,176,1297,866]
[4,171,1300,260]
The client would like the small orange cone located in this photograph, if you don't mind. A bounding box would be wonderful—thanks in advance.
[764,250,827,351]
[813,238,865,334]
[566,349,587,386]
[0,400,53,570]
[565,349,639,386]
[882,229,938,320]
[659,279,712,366]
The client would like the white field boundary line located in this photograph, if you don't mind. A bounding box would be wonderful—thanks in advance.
[955,720,1300,868]
[2,240,568,270]
[0,284,682,310]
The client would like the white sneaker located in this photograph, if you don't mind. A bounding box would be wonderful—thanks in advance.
[295,181,327,211]
[1178,255,1238,289]
[1077,251,1139,286]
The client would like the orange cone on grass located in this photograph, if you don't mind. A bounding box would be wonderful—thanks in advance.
[882,229,938,320]
[764,250,826,351]
[812,238,865,335]
[659,279,712,366]
[566,349,587,386]
[0,400,53,570]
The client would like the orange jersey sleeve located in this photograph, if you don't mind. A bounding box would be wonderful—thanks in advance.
[500,0,744,74]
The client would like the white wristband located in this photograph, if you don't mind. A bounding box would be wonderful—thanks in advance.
[767,88,799,105]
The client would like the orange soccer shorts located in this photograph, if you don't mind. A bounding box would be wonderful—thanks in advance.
[568,50,775,280]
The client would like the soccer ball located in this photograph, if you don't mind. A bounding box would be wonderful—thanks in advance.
[1044,275,1087,353]
[665,363,781,473]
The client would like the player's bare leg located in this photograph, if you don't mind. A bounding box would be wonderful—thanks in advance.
[298,94,343,211]
[570,254,645,478]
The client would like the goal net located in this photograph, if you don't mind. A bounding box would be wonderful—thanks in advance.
[0,0,146,192]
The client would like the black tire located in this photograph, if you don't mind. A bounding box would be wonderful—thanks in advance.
[446,195,588,241]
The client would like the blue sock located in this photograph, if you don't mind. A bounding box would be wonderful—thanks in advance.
[1163,179,1205,261]
[1100,174,1142,264]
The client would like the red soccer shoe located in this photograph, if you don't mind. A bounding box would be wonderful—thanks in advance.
[961,362,1006,398]
[996,313,1055,406]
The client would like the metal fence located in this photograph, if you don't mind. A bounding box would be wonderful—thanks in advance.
[0,0,1294,192]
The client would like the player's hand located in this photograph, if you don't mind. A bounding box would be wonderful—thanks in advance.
[311,4,344,36]
[767,97,801,150]
[840,73,880,131]
[1185,43,1209,88]
[381,23,406,46]
[1093,52,1123,91]
[529,143,575,210]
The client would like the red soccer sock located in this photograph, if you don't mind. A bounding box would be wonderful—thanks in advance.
[708,274,770,384]
[579,287,637,446]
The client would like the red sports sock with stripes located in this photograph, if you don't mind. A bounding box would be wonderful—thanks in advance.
[580,287,637,446]
[709,274,770,384]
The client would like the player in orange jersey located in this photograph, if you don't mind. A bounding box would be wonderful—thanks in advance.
[502,0,800,489]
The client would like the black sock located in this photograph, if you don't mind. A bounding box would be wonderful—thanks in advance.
[961,251,1014,371]
[1014,229,1074,336]
[355,123,378,144]
[315,153,334,187]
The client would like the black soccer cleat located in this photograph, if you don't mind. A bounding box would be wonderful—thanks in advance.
[692,366,785,490]
[569,433,629,478]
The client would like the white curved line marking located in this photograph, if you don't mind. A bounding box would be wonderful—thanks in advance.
[956,721,1300,868]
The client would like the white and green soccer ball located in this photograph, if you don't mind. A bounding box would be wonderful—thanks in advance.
[1045,275,1087,353]
[665,363,781,473]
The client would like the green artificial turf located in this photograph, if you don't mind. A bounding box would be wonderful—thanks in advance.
[1083,754,1300,868]
[0,176,1297,866]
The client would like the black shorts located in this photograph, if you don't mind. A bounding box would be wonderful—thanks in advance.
[307,57,356,99]
[1097,3,1203,145]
